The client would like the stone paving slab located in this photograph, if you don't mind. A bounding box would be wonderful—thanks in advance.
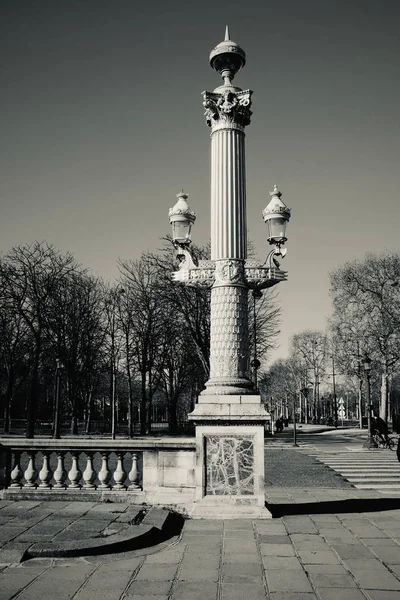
[0,502,175,564]
[0,490,400,599]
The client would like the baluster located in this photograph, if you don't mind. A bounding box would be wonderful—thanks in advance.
[10,451,23,488]
[53,452,67,489]
[113,452,126,490]
[38,452,52,488]
[98,452,111,489]
[128,452,141,489]
[24,452,37,488]
[82,453,96,489]
[68,452,82,488]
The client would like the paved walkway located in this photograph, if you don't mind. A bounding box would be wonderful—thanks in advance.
[1,490,400,599]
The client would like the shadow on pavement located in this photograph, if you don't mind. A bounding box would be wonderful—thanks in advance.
[267,497,400,518]
[22,511,185,561]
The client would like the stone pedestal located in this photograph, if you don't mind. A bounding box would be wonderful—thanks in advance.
[188,396,272,518]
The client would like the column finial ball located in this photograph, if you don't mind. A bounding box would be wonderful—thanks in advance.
[209,27,246,82]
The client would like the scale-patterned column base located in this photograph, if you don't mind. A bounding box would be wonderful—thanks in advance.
[205,281,253,395]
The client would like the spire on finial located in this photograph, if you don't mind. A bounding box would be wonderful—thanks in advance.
[270,184,282,198]
[209,28,246,83]
[177,189,188,200]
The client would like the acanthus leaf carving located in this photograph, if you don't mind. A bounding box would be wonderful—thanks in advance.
[203,89,253,129]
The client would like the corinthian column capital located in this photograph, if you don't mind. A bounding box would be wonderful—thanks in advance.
[202,88,253,131]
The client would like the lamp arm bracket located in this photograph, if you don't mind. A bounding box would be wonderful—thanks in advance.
[262,245,287,270]
[244,258,288,290]
[174,245,198,271]
[172,252,216,287]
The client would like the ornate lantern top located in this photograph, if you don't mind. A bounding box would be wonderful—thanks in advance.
[169,190,196,221]
[262,185,291,246]
[209,26,246,87]
[262,185,291,222]
[168,190,196,246]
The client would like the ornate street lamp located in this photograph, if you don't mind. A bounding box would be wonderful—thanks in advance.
[362,353,378,449]
[169,190,196,247]
[262,185,291,250]
[169,190,198,272]
[168,28,292,518]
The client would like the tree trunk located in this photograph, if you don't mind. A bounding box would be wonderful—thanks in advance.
[69,372,79,435]
[3,397,10,434]
[26,343,41,439]
[85,390,93,434]
[140,371,147,435]
[127,364,134,438]
[358,377,363,429]
[380,367,389,422]
[4,371,14,434]
[147,369,152,435]
[169,396,178,435]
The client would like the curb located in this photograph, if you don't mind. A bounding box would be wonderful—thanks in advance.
[23,508,183,560]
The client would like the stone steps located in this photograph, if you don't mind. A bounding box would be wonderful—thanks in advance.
[308,451,400,492]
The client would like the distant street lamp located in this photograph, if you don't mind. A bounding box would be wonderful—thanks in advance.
[362,353,378,449]
[331,355,338,428]
[53,359,63,439]
[292,392,299,447]
[110,286,125,440]
[300,384,310,424]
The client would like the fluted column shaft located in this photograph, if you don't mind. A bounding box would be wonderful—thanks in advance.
[210,128,247,259]
[202,87,253,395]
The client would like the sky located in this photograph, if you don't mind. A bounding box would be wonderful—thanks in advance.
[1,0,400,364]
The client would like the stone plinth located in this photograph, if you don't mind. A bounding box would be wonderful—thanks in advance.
[189,423,271,519]
[188,397,272,518]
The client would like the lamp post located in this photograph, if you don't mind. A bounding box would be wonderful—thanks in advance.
[53,358,63,439]
[357,342,363,429]
[168,28,291,518]
[292,392,299,447]
[332,355,338,428]
[251,289,262,390]
[300,383,309,424]
[110,286,125,440]
[362,353,378,449]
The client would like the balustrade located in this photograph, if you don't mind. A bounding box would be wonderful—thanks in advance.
[0,438,196,503]
[6,448,144,492]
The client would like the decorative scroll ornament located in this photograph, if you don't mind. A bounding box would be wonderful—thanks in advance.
[171,251,287,291]
[203,89,253,129]
[171,256,215,288]
[245,249,288,289]
[215,259,244,285]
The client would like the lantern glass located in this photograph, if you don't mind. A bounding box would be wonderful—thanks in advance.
[267,216,287,243]
[363,355,371,372]
[172,219,192,244]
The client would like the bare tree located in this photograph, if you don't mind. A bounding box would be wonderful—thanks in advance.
[0,242,82,437]
[45,272,105,434]
[0,288,31,433]
[291,330,328,423]
[156,311,205,434]
[118,253,166,435]
[260,356,305,428]
[248,288,281,383]
[330,252,400,421]
[154,241,211,378]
